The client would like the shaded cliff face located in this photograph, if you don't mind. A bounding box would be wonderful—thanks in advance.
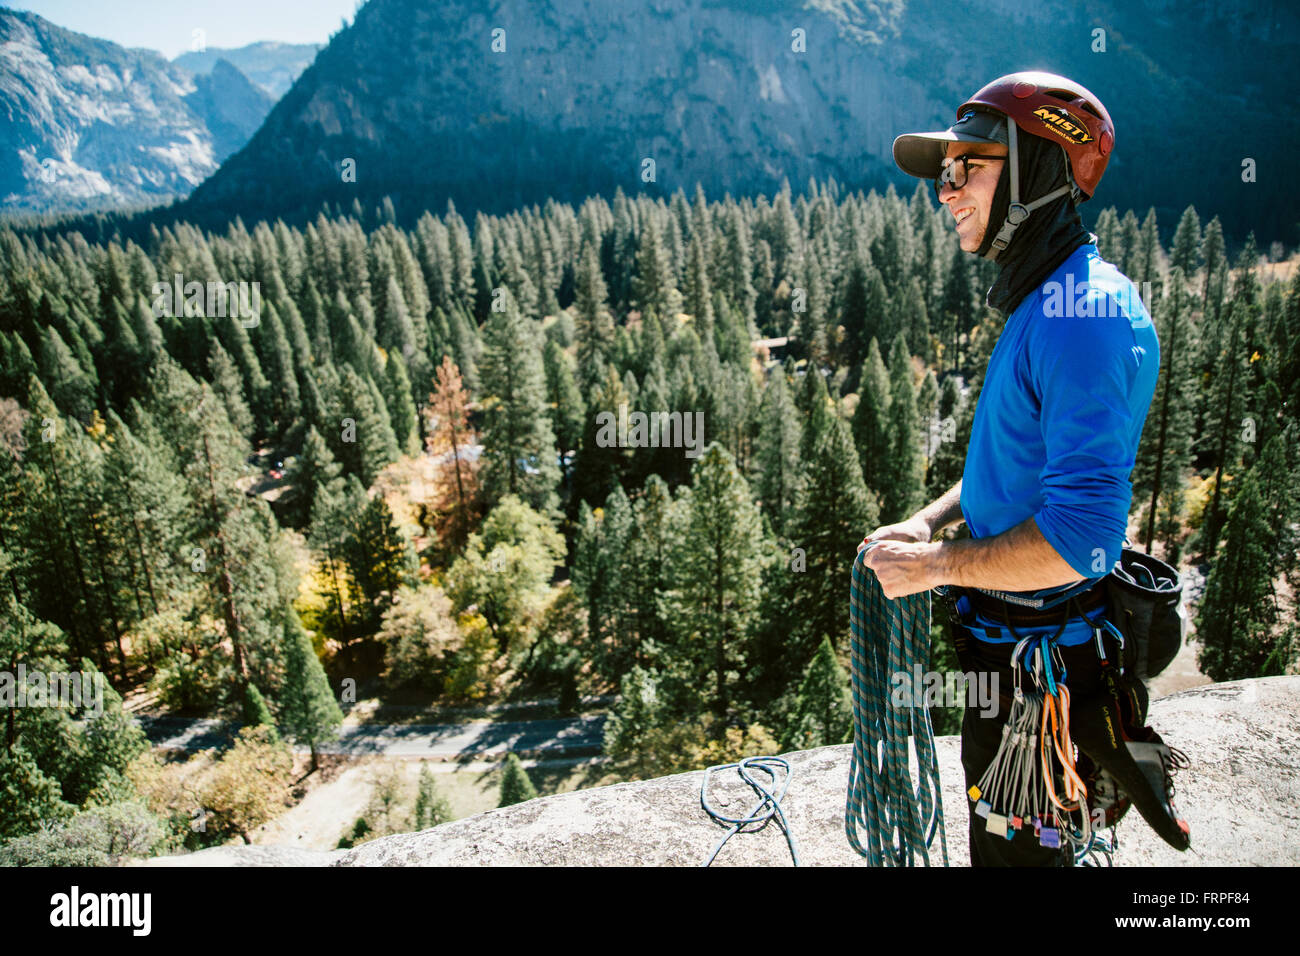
[0,10,273,215]
[180,0,1297,239]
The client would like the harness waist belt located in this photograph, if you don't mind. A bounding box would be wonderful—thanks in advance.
[964,581,1105,627]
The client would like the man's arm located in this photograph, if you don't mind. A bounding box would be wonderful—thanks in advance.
[932,514,1084,590]
[862,513,1084,599]
[860,480,965,552]
[917,480,965,536]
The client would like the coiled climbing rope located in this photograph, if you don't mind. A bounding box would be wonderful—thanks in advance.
[845,546,949,866]
[700,755,800,866]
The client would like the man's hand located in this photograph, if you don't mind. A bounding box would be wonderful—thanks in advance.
[858,515,932,553]
[859,539,943,600]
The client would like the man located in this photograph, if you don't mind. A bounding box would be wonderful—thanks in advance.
[858,72,1173,866]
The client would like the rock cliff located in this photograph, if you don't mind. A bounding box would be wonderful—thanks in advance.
[143,676,1300,867]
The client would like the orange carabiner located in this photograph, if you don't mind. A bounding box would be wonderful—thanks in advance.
[1040,686,1086,812]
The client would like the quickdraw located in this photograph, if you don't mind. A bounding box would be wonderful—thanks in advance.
[966,630,1112,862]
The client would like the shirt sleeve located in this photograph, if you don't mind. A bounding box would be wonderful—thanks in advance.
[1028,289,1146,578]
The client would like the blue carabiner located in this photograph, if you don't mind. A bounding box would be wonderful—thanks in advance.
[1039,635,1057,697]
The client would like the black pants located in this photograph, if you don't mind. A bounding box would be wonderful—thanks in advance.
[953,619,1107,867]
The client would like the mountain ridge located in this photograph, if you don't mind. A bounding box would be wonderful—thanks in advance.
[170,0,1297,241]
[0,9,279,215]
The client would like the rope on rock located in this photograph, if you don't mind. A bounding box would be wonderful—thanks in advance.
[845,545,949,866]
[699,755,800,866]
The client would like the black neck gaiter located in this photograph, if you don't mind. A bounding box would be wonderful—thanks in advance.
[979,131,1093,314]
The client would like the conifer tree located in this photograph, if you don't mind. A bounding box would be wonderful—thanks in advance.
[782,415,877,669]
[1196,474,1278,682]
[621,475,681,669]
[631,214,675,321]
[1201,295,1252,558]
[684,232,714,333]
[209,341,255,441]
[145,360,287,698]
[781,636,852,750]
[573,363,631,510]
[1200,216,1226,312]
[498,752,538,807]
[673,444,766,735]
[852,337,892,497]
[288,425,343,530]
[241,682,275,731]
[380,351,420,456]
[799,253,829,369]
[881,334,924,524]
[344,493,417,625]
[900,277,933,362]
[1135,267,1195,556]
[542,339,584,466]
[753,370,800,534]
[928,375,977,499]
[308,479,352,644]
[716,204,756,335]
[1169,206,1201,277]
[571,490,634,682]
[337,366,398,487]
[796,363,834,463]
[574,240,615,395]
[279,607,343,771]
[837,255,871,369]
[39,328,97,422]
[17,379,109,671]
[414,760,452,828]
[939,244,974,372]
[479,290,560,514]
[257,302,300,430]
[1136,207,1163,299]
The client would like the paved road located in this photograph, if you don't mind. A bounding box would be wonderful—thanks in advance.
[135,714,608,758]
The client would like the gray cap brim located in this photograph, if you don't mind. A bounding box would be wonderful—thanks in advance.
[892,109,1008,180]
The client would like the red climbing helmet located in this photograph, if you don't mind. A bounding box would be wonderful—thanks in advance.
[959,71,1115,199]
[893,71,1115,258]
[894,71,1114,200]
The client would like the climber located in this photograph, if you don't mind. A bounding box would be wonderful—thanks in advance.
[857,71,1188,865]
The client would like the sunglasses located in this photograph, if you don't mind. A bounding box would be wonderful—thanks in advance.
[933,154,1006,199]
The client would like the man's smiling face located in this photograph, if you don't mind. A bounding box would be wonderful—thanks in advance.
[939,141,1008,252]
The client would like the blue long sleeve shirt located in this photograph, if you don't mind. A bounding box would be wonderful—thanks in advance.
[958,243,1159,645]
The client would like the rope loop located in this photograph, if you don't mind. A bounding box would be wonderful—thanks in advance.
[700,755,800,866]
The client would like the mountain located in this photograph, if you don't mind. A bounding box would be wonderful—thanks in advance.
[174,0,1299,241]
[173,40,321,98]
[0,9,274,216]
[183,59,277,164]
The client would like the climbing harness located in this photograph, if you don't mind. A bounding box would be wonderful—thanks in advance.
[958,580,1190,861]
[699,756,800,866]
[845,545,949,866]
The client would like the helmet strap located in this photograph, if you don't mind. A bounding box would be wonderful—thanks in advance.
[984,121,1075,261]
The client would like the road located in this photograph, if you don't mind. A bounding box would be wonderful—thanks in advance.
[136,713,608,759]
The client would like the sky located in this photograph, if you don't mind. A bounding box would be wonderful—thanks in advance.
[5,0,363,58]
